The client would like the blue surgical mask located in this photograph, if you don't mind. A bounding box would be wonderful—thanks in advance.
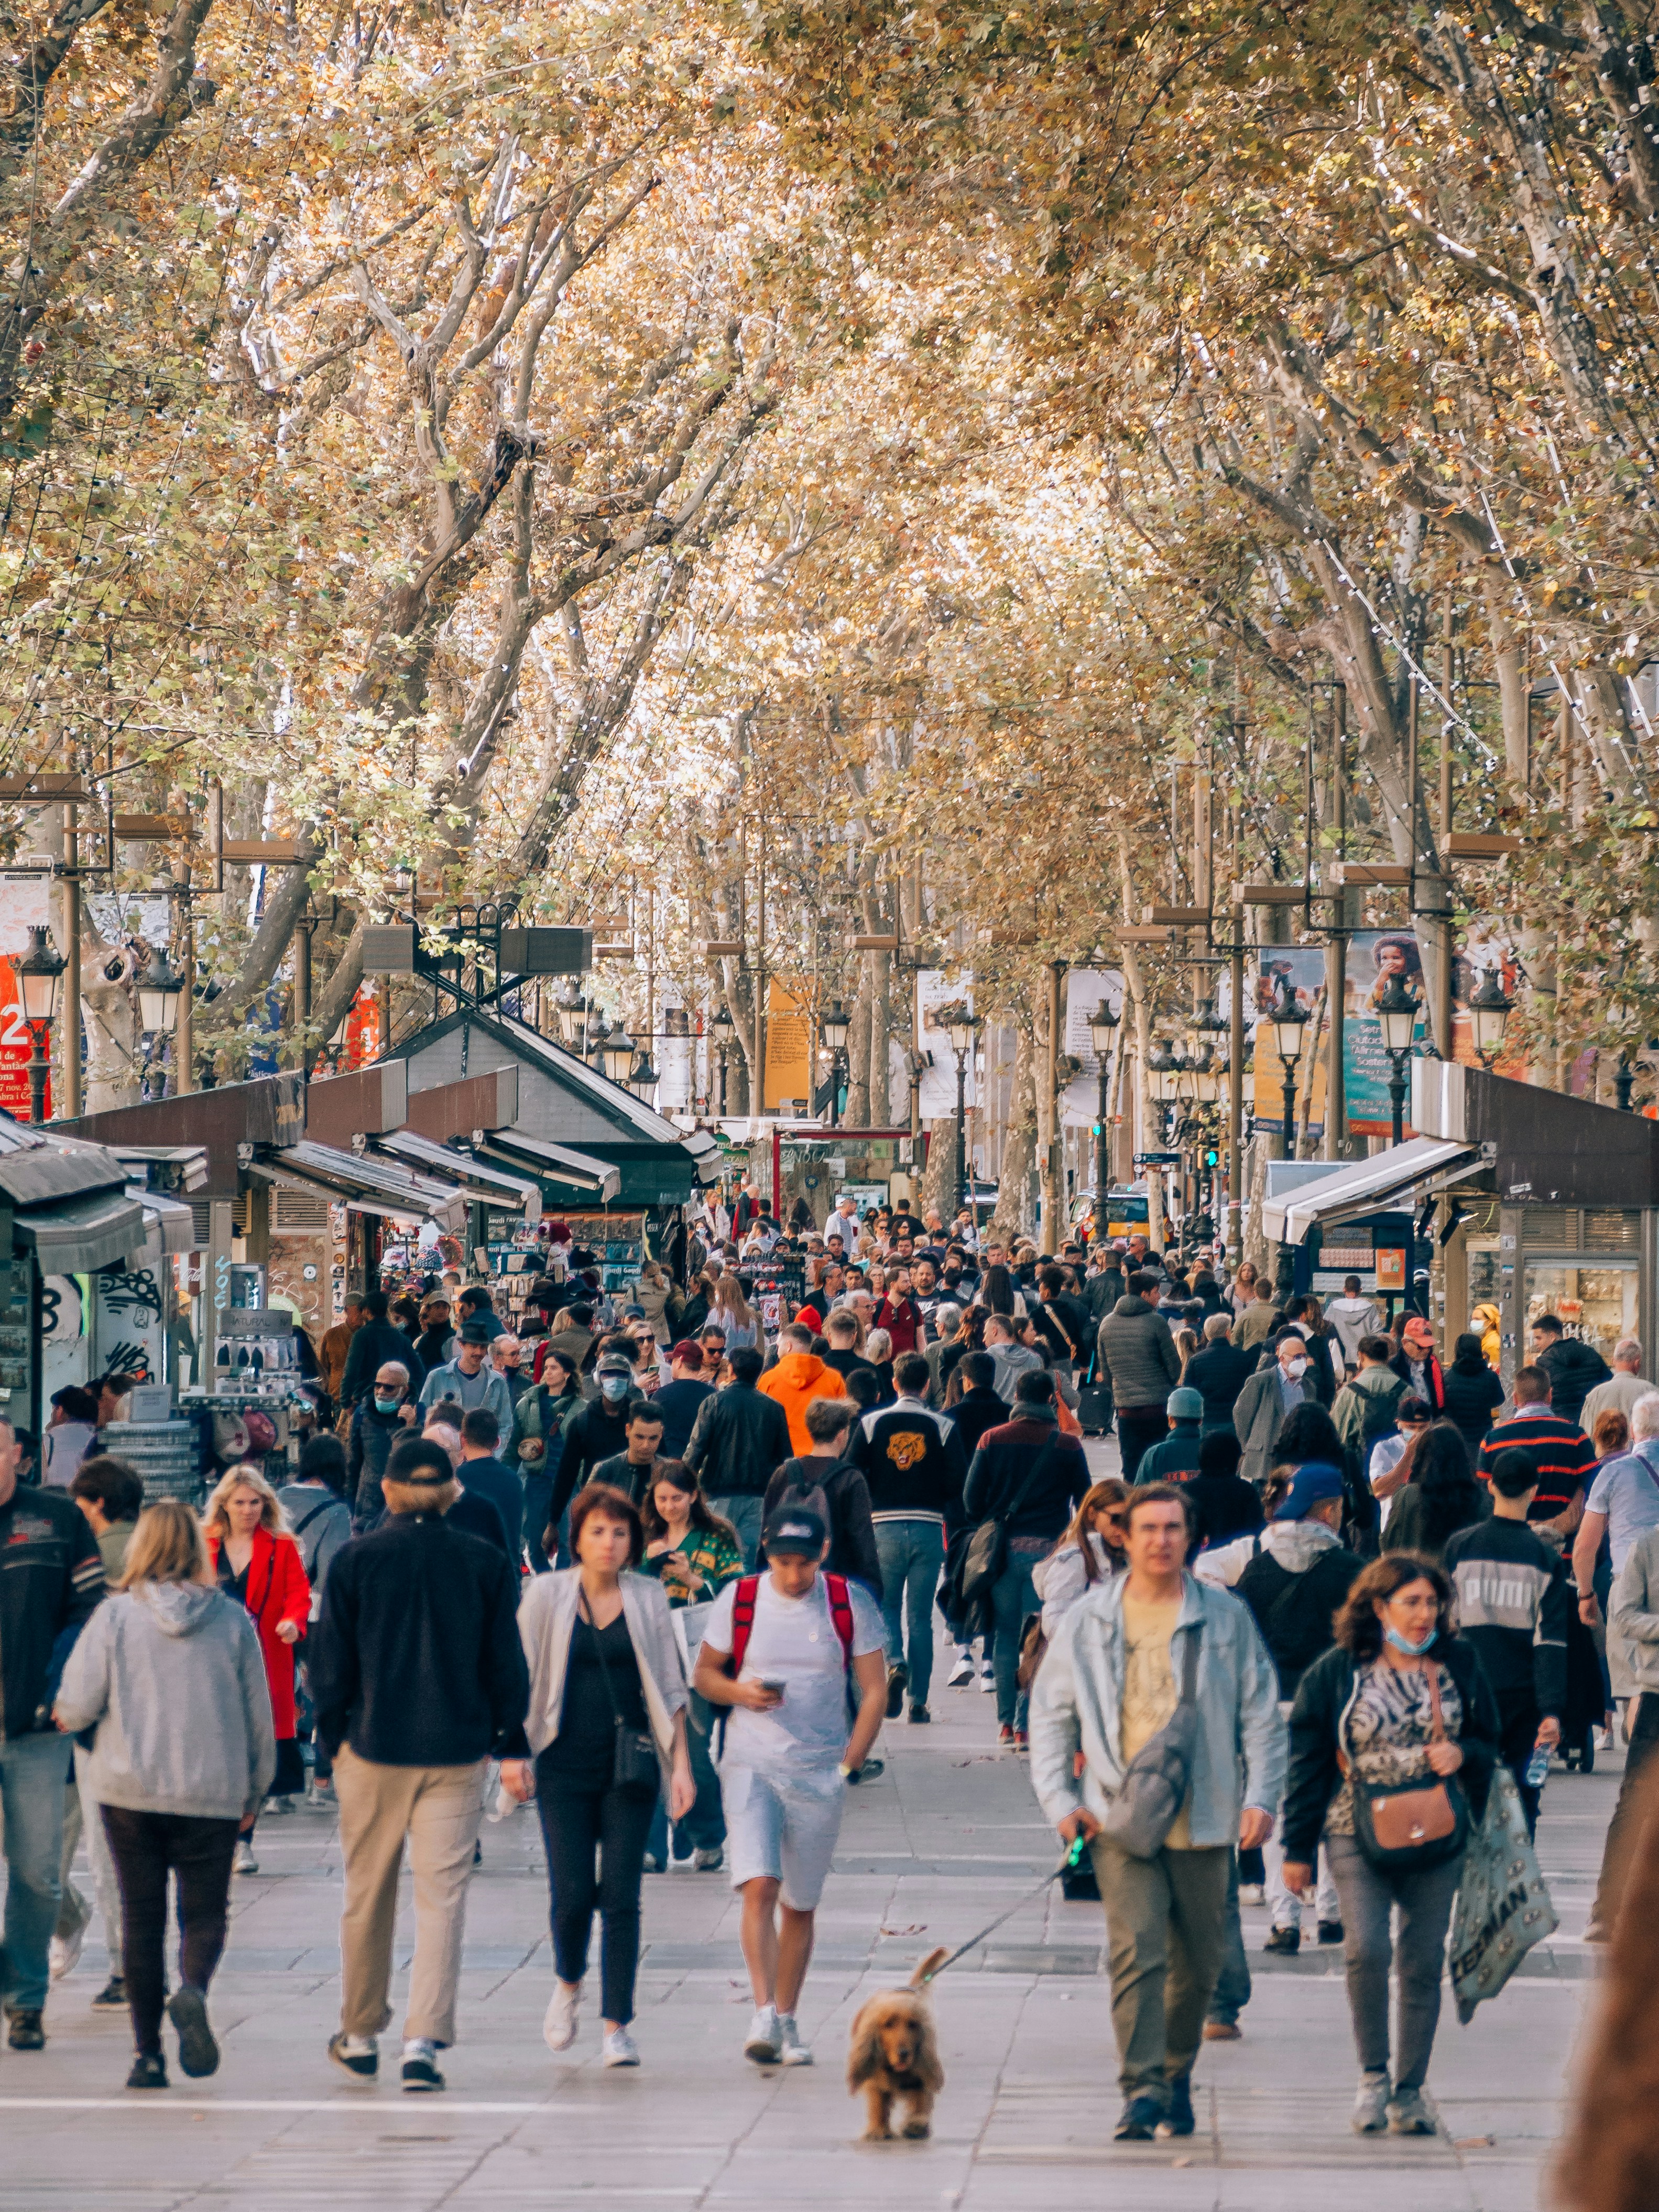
[1383,1622,1437,1657]
[374,1396,400,1416]
[599,1376,630,1401]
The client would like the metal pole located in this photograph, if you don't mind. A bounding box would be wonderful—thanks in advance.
[955,1052,968,1210]
[27,1026,48,1124]
[1389,1053,1407,1147]
[1096,1052,1111,1218]
[63,801,81,1118]
[1228,903,1245,1268]
[1325,683,1348,1159]
[174,874,194,1096]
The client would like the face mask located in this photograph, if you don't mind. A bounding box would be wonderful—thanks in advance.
[1384,1622,1437,1657]
[1284,1357,1309,1379]
[373,1397,401,1415]
[599,1376,629,1401]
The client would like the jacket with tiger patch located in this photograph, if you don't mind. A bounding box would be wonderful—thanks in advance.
[847,1396,968,1522]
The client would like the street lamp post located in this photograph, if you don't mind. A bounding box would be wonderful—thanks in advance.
[943,1005,982,1211]
[1374,971,1420,1147]
[18,925,65,1124]
[1088,998,1121,1231]
[820,997,850,1129]
[136,944,185,1097]
[1467,966,1514,1071]
[708,1002,735,1118]
[1269,985,1310,1163]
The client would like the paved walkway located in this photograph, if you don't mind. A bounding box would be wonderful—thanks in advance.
[2,1496,1610,2208]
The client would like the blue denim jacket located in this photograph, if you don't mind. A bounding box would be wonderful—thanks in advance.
[1028,1570,1286,1846]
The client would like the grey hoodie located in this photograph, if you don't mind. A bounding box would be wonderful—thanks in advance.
[55,1582,276,1821]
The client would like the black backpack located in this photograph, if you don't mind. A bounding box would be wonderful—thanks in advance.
[1236,1545,1365,1698]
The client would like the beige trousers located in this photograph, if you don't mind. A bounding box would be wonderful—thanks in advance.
[334,1744,487,2046]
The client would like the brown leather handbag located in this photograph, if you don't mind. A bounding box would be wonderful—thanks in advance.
[1345,1663,1468,1872]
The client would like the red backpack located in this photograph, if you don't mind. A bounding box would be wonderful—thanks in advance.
[727,1571,856,1678]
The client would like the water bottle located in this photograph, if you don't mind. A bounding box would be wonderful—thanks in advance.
[1524,1744,1551,1790]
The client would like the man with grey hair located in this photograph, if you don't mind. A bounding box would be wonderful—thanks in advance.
[1580,1339,1647,1440]
[923,1302,965,1402]
[1573,1388,1659,1640]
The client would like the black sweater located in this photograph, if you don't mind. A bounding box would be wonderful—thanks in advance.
[961,1410,1088,1542]
[1282,1634,1501,1862]
[1442,1359,1506,1456]
[309,1510,528,1765]
[1443,1515,1570,1717]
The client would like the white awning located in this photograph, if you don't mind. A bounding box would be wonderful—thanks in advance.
[257,1141,467,1232]
[478,1131,621,1204]
[374,1130,542,1223]
[1263,1138,1484,1247]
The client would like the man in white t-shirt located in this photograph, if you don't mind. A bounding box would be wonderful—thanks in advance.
[695,1505,886,2069]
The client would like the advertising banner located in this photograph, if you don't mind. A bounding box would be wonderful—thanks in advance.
[1343,930,1427,1137]
[763,979,812,1111]
[1251,946,1328,1135]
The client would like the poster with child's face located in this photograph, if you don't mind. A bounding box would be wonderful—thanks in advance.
[1343,931,1426,1136]
[1250,947,1328,1135]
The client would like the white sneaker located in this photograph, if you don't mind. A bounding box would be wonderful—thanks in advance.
[977,1662,996,1693]
[49,1924,85,1980]
[265,1795,295,1816]
[947,1649,975,1687]
[1238,1883,1266,1909]
[233,1839,258,1875]
[744,2003,782,2064]
[602,2027,640,2067]
[544,1980,582,2052]
[778,2014,813,2066]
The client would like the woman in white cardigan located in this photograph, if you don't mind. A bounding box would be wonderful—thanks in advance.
[501,1481,693,2069]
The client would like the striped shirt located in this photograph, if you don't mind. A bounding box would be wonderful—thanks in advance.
[1476,1411,1597,1521]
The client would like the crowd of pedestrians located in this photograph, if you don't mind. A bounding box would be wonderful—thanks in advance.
[0,1193,1644,2148]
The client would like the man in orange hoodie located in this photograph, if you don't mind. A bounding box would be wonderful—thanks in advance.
[758,1322,846,1455]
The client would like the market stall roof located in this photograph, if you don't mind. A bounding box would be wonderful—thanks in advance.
[1264,1138,1485,1248]
[389,1008,713,1204]
[374,1128,543,1222]
[13,1183,148,1270]
[476,1129,621,1205]
[1414,1058,1659,1207]
[0,1112,150,1266]
[252,1140,468,1231]
[132,1185,197,1254]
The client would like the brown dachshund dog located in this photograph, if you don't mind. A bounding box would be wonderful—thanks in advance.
[847,1947,948,2141]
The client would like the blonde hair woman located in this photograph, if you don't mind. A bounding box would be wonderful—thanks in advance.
[635,1260,674,1347]
[55,1501,274,2089]
[710,1271,759,1352]
[203,1467,310,1857]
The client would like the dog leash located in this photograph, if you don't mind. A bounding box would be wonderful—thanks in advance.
[916,1836,1091,1985]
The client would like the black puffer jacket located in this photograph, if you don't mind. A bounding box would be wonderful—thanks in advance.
[1537,1336,1612,1429]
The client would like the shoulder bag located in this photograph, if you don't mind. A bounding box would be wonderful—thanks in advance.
[579,1591,661,1797]
[1097,1623,1203,1859]
[958,1439,1064,1614]
[1345,1660,1468,1871]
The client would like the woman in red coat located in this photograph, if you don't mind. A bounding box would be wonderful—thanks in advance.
[204,1467,311,1871]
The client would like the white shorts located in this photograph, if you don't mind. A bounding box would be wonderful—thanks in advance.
[722,1765,846,1911]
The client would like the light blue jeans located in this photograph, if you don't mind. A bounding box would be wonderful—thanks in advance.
[875,1519,947,1707]
[710,1494,764,1572]
[990,1549,1043,1730]
[1,1731,72,2011]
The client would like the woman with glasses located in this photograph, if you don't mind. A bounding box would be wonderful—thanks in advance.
[1035,1479,1131,1637]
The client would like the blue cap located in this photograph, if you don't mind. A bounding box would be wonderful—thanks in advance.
[1272,1462,1346,1522]
[1166,1387,1204,1422]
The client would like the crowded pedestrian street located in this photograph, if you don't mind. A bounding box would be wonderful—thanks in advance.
[11,0,1659,2197]
[2,1431,1606,2212]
